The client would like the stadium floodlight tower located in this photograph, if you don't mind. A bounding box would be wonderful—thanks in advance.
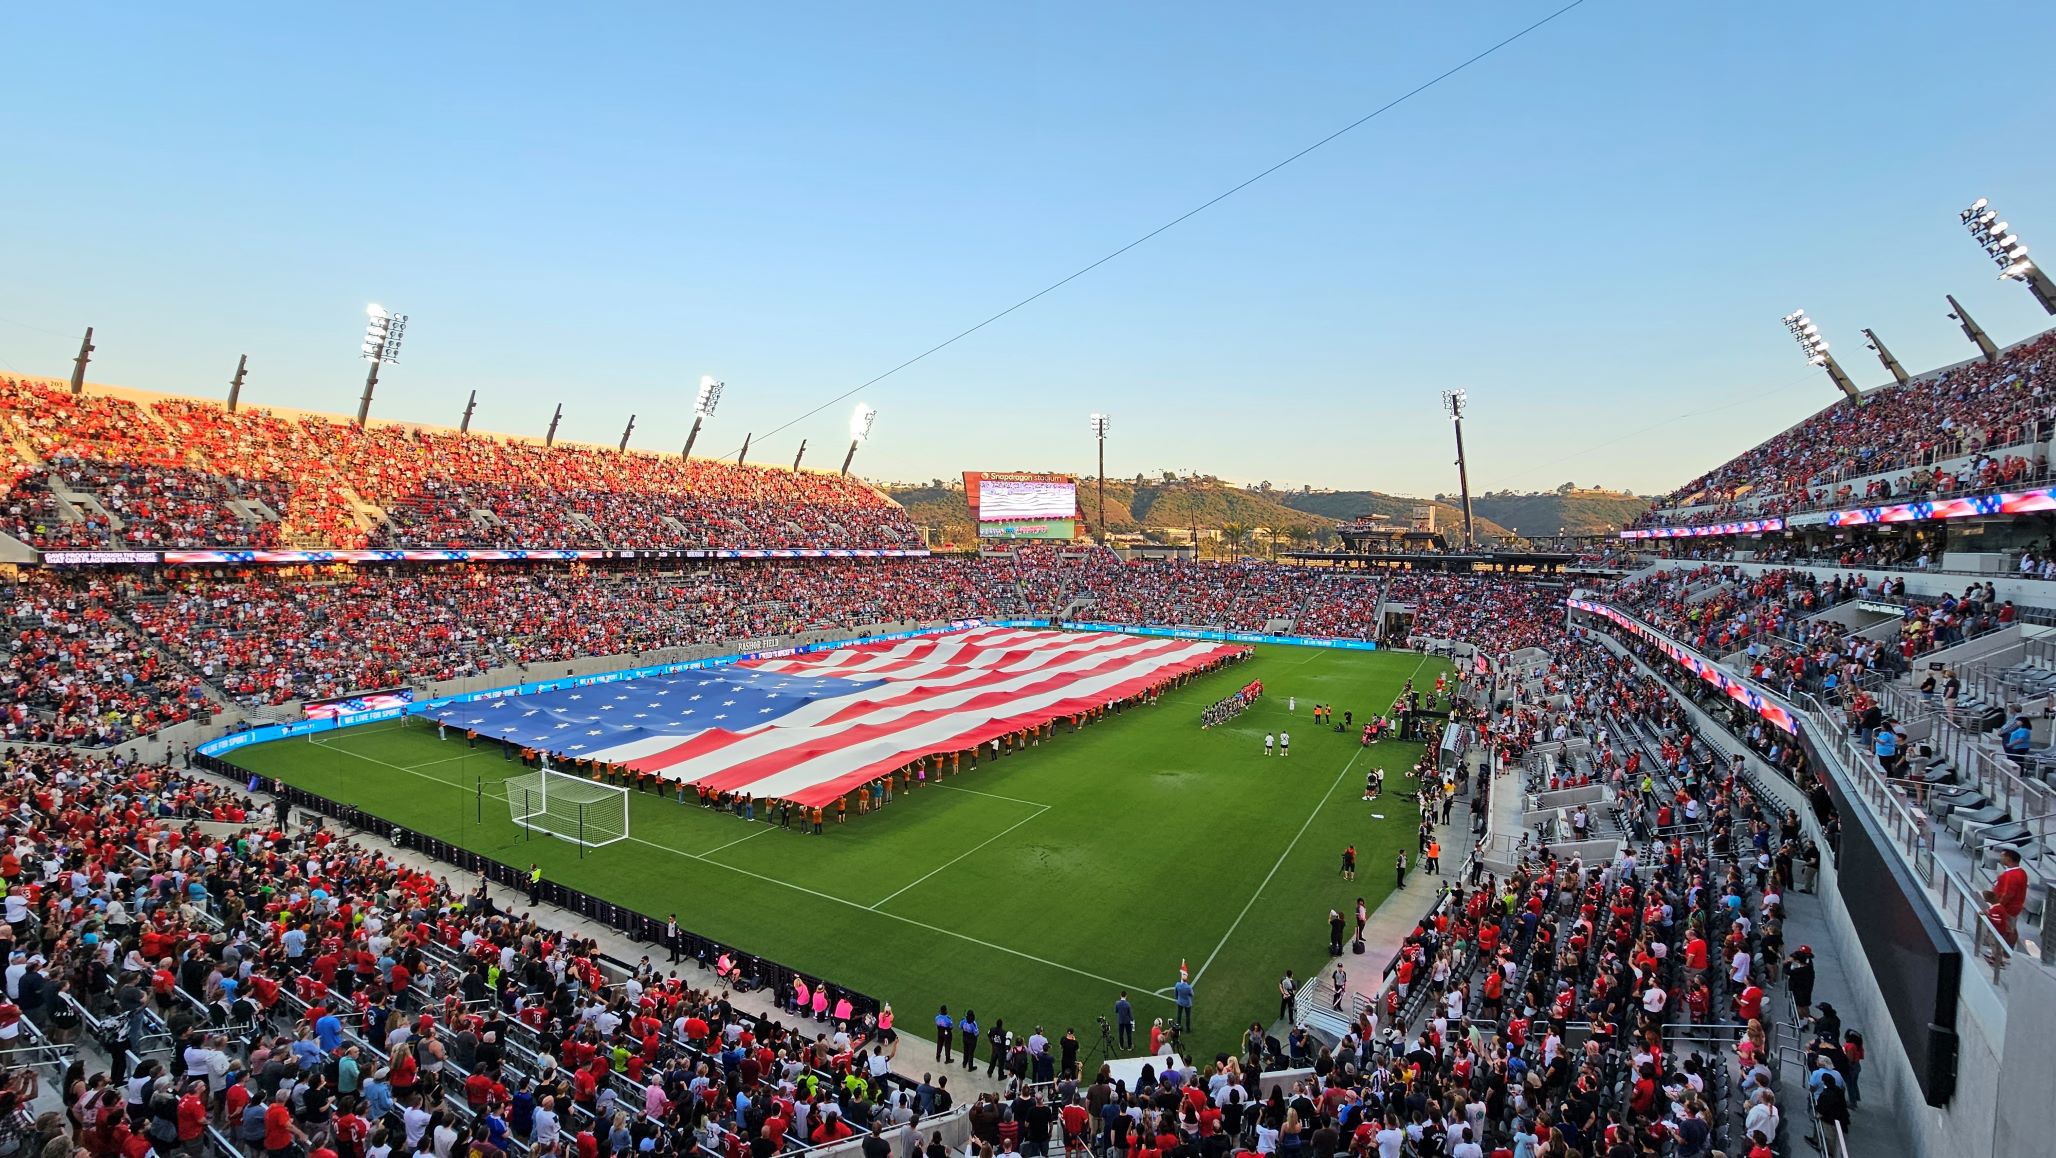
[357,304,406,427]
[1780,310,1860,404]
[681,374,723,459]
[1089,413,1110,545]
[1860,329,1910,386]
[1961,197,2056,315]
[842,402,877,476]
[1440,390,1476,552]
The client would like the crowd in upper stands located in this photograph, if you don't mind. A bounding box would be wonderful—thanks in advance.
[1632,331,2056,528]
[0,379,922,552]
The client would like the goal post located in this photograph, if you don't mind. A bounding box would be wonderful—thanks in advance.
[505,767,630,851]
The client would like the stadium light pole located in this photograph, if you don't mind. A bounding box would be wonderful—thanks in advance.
[357,304,406,427]
[618,413,636,452]
[682,375,723,459]
[1944,295,2000,363]
[1780,310,1860,403]
[545,402,564,447]
[1961,197,2056,315]
[1089,413,1110,545]
[68,326,95,396]
[226,354,249,413]
[1440,390,1476,552]
[458,389,477,434]
[1860,329,1909,386]
[841,403,876,476]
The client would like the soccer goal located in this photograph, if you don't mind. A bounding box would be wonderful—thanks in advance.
[505,767,630,850]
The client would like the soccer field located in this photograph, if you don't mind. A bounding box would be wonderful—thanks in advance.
[226,640,1450,1054]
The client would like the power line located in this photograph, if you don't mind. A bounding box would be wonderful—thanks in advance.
[721,0,1595,457]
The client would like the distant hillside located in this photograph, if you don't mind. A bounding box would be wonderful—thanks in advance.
[1278,488,1643,538]
[1270,490,1513,540]
[1465,490,1650,537]
[881,478,1348,549]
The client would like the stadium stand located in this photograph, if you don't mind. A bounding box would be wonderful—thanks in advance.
[0,380,923,552]
[1632,331,2056,527]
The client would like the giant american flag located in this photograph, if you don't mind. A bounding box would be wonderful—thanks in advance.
[439,627,1246,806]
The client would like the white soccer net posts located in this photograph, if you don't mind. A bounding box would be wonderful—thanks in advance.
[505,766,629,853]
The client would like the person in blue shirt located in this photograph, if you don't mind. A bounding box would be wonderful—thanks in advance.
[362,1069,393,1122]
[315,1012,344,1053]
[933,1006,953,1064]
[1113,992,1134,1051]
[290,1030,324,1072]
[2004,717,2034,756]
[1873,724,1901,775]
[958,1012,979,1073]
[1172,978,1194,1031]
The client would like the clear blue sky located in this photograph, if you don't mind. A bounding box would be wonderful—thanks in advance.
[4,1,2052,497]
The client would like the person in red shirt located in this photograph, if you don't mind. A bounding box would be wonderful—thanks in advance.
[264,1091,306,1157]
[1992,849,2030,946]
[177,1083,209,1147]
[1735,984,1764,1022]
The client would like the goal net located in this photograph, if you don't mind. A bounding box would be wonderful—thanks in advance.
[505,767,630,849]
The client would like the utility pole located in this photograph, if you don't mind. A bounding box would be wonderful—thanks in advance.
[792,440,807,471]
[1090,414,1109,545]
[69,327,95,395]
[1442,390,1476,552]
[1945,295,2000,363]
[226,354,248,413]
[1861,329,1909,386]
[545,403,564,447]
[737,433,751,467]
[459,390,477,434]
[618,413,636,452]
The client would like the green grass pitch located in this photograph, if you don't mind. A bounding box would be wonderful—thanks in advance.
[226,640,1450,1054]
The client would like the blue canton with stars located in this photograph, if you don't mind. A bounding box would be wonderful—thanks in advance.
[432,668,873,754]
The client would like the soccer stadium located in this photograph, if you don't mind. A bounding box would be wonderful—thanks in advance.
[3,7,2053,1158]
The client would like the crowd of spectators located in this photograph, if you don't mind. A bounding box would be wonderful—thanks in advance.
[0,547,1889,1158]
[0,556,1587,733]
[2,571,214,747]
[0,380,922,552]
[0,744,929,1158]
[1632,331,2056,528]
[120,560,1031,710]
[1384,576,1565,655]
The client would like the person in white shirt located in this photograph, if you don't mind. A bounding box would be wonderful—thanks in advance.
[1279,731,1290,757]
[1374,1124,1404,1158]
[1264,733,1274,755]
[1743,1090,1779,1141]
[531,1097,562,1148]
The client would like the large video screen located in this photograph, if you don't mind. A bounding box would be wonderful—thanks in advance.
[974,475,1085,520]
[968,473,1077,522]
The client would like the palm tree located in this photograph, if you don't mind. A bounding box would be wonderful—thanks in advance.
[1221,523,1251,557]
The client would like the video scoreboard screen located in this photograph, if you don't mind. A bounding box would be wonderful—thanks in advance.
[964,471,1079,540]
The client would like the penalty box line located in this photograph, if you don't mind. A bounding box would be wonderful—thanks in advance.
[274,742,1172,1004]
